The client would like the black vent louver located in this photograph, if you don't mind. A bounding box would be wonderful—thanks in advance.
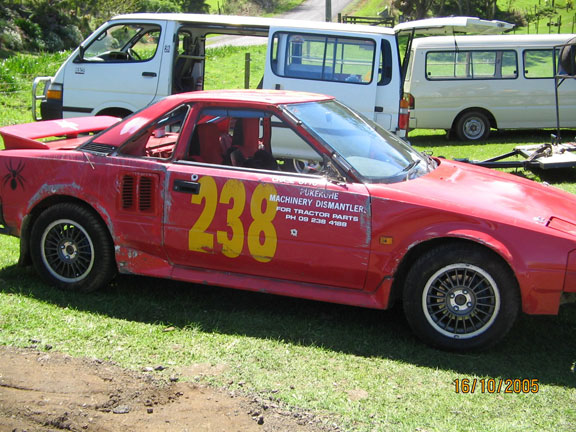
[121,174,156,214]
[138,176,153,212]
[80,143,117,155]
[121,175,136,210]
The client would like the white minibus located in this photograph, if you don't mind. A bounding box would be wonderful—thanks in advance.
[403,33,576,140]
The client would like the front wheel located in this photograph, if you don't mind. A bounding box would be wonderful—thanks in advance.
[454,111,491,141]
[403,244,519,351]
[30,203,116,292]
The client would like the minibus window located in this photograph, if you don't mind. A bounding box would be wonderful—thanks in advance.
[378,40,393,85]
[524,49,555,78]
[426,50,517,80]
[271,32,375,84]
[82,24,161,63]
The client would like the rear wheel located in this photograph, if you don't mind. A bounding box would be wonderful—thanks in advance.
[454,111,490,141]
[30,203,116,292]
[403,244,519,351]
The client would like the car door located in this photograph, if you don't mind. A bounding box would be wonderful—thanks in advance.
[163,106,372,290]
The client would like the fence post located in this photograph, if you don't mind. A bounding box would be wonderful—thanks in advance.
[244,53,250,89]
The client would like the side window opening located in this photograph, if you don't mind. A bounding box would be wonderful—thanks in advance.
[187,109,278,171]
[82,23,161,63]
[271,32,375,84]
[185,108,323,173]
[119,104,191,159]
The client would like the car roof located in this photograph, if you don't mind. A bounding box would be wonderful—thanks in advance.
[163,89,334,105]
[92,90,334,145]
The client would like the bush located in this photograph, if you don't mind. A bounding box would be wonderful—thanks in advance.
[138,0,182,12]
[0,24,24,52]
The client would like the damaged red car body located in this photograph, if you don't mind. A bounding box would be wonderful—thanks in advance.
[1,90,575,351]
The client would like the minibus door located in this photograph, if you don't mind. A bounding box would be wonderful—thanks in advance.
[264,30,381,122]
[62,20,169,117]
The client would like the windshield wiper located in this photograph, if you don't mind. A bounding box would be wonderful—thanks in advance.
[399,159,421,175]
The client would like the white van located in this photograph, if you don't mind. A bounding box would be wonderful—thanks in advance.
[32,14,512,153]
[403,33,576,140]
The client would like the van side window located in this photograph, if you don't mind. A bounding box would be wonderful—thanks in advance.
[426,50,518,80]
[271,32,375,84]
[81,24,161,63]
[524,49,555,78]
[378,40,392,85]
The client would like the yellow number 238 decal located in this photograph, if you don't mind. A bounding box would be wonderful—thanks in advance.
[188,176,278,263]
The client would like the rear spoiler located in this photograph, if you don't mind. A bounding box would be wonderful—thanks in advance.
[0,116,120,150]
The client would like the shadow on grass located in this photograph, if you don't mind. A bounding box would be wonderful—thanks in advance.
[1,263,574,388]
[408,128,573,148]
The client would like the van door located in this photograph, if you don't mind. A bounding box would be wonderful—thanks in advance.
[264,30,383,123]
[62,20,168,117]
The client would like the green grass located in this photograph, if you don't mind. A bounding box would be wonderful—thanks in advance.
[502,0,576,34]
[1,47,576,432]
[205,44,267,89]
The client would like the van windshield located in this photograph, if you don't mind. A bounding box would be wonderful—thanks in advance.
[283,100,434,183]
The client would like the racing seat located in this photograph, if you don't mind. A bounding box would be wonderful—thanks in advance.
[196,123,225,164]
[231,118,260,158]
[229,118,277,170]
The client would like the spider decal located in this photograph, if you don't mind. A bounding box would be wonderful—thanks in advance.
[2,160,26,191]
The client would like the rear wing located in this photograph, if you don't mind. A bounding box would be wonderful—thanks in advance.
[0,116,119,150]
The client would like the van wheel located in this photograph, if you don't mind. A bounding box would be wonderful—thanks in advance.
[455,111,490,141]
[30,203,116,293]
[402,244,519,351]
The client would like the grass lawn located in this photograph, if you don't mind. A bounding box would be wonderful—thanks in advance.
[0,46,575,432]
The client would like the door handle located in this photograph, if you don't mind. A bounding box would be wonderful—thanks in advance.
[142,72,157,77]
[173,180,200,194]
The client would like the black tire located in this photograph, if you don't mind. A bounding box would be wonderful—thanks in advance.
[30,203,116,292]
[560,37,576,76]
[403,243,520,351]
[454,111,491,141]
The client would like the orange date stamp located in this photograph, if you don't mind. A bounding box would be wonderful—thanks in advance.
[453,378,539,394]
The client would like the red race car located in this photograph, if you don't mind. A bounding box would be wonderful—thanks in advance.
[1,90,575,350]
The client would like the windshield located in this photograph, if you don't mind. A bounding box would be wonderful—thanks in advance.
[283,100,434,183]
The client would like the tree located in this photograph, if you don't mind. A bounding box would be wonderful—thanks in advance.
[179,0,209,13]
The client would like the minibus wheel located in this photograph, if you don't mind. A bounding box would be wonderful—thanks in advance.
[455,111,490,141]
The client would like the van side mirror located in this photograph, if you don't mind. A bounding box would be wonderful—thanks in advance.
[74,46,85,63]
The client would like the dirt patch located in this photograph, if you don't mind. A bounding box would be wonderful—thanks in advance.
[0,346,338,432]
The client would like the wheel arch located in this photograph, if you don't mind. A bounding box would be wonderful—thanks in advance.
[388,236,518,307]
[96,107,133,118]
[452,107,497,131]
[19,195,113,267]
